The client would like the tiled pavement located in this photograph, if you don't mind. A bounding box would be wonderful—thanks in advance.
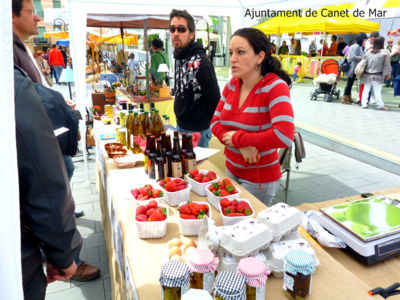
[46,71,400,299]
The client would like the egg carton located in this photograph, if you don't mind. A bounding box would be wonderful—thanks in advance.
[217,250,267,273]
[256,203,303,243]
[186,170,219,197]
[217,218,273,262]
[205,183,241,211]
[177,201,212,236]
[263,238,320,278]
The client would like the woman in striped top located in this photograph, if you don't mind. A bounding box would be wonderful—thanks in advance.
[211,28,295,206]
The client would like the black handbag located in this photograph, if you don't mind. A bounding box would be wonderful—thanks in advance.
[338,57,351,72]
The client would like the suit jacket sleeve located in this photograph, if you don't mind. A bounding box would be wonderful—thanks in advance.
[15,74,81,270]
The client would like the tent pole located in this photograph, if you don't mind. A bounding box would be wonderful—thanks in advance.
[207,23,210,60]
[144,19,150,105]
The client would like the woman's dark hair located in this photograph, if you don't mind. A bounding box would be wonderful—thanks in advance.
[12,0,23,16]
[152,39,164,49]
[348,37,356,46]
[296,40,301,46]
[331,35,337,42]
[231,28,291,88]
[371,36,385,53]
[354,32,367,46]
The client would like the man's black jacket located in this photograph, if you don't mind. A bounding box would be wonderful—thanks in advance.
[14,65,81,278]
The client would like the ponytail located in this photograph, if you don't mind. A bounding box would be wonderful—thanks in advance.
[261,56,292,88]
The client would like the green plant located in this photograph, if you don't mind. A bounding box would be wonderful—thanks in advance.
[104,83,116,93]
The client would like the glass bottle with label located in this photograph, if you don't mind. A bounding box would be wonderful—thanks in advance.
[148,136,157,179]
[185,133,196,174]
[126,110,134,150]
[153,110,164,138]
[155,139,166,181]
[165,135,173,177]
[144,133,151,175]
[174,130,179,140]
[172,136,182,178]
[139,109,146,128]
[237,257,270,300]
[187,249,218,294]
[164,116,173,131]
[180,133,187,176]
[160,132,166,155]
[150,107,156,123]
[143,111,155,136]
[131,112,144,154]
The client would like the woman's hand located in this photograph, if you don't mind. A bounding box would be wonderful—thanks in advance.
[239,147,260,164]
[222,131,237,147]
[386,75,391,81]
[41,68,46,74]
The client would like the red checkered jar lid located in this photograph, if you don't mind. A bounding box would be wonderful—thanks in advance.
[237,257,271,288]
[187,249,219,274]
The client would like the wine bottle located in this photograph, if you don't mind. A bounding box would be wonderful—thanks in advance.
[148,136,156,179]
[181,132,187,176]
[185,133,196,173]
[143,133,151,175]
[155,139,166,181]
[165,135,173,177]
[172,137,182,178]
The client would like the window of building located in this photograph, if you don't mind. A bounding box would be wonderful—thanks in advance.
[38,27,46,38]
[53,1,61,8]
[33,0,43,18]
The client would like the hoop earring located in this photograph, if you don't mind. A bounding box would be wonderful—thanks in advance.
[255,63,260,71]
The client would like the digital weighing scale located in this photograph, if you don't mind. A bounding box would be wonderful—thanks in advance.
[311,195,400,266]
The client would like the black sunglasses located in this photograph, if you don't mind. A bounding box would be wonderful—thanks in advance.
[169,25,188,34]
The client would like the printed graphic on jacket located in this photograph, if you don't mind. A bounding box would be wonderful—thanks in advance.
[175,54,202,101]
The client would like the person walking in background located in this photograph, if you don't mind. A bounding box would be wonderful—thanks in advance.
[289,39,296,55]
[49,44,65,85]
[309,40,317,56]
[35,50,52,86]
[294,40,301,55]
[365,31,379,52]
[337,37,347,56]
[58,45,68,68]
[328,35,338,56]
[360,36,391,110]
[386,39,400,88]
[292,62,302,84]
[150,39,170,83]
[342,32,368,105]
[211,28,294,206]
[279,41,288,55]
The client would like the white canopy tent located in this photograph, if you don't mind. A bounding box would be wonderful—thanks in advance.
[2,0,365,298]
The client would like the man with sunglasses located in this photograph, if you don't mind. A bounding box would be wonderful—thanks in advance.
[170,9,220,148]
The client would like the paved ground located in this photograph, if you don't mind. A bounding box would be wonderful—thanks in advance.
[45,71,400,299]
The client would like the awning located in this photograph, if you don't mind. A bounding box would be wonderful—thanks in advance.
[55,38,70,46]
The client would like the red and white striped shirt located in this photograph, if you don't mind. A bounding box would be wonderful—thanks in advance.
[211,73,294,183]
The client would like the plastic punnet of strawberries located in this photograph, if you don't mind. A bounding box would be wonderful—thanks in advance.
[131,184,164,201]
[158,177,187,192]
[207,178,238,197]
[187,169,216,183]
[178,201,210,220]
[135,200,167,222]
[219,198,253,217]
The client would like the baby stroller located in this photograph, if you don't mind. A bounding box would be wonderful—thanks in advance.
[309,59,341,102]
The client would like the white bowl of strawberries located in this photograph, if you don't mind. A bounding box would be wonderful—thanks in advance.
[205,178,241,211]
[186,170,219,197]
[219,198,254,226]
[158,177,192,206]
[135,200,168,239]
[130,184,164,207]
[177,201,212,236]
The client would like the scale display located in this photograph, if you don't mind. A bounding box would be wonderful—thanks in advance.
[320,195,400,242]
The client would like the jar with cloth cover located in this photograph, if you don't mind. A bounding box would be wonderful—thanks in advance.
[237,257,271,300]
[214,271,246,300]
[187,249,219,293]
[160,260,190,300]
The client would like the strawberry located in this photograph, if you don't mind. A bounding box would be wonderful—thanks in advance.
[141,194,149,200]
[212,182,221,191]
[227,213,241,217]
[131,188,139,198]
[152,189,163,198]
[136,214,148,222]
[149,207,167,221]
[190,170,199,177]
[188,202,206,218]
[136,205,146,216]
[222,207,233,216]
[164,177,172,183]
[207,171,217,180]
[180,214,197,220]
[230,200,239,207]
[223,178,233,187]
[177,180,187,187]
[244,207,253,216]
[219,189,230,197]
[202,204,209,214]
[147,200,158,209]
[144,184,153,190]
[201,177,211,183]
[137,193,143,200]
[237,201,250,213]
[173,178,183,184]
[226,185,237,194]
[179,204,191,215]
[165,182,177,192]
[227,205,236,213]
[141,187,149,196]
[176,185,186,191]
[208,185,214,192]
[217,181,226,190]
[194,174,203,182]
[239,213,247,216]
[159,180,164,187]
[146,208,156,216]
[220,198,230,208]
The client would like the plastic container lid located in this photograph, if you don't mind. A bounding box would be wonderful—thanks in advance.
[187,249,219,274]
[198,216,219,255]
[284,250,315,276]
[159,260,190,288]
[182,289,213,299]
[214,271,246,300]
[237,257,270,288]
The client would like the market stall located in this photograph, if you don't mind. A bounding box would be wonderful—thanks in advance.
[91,119,400,300]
